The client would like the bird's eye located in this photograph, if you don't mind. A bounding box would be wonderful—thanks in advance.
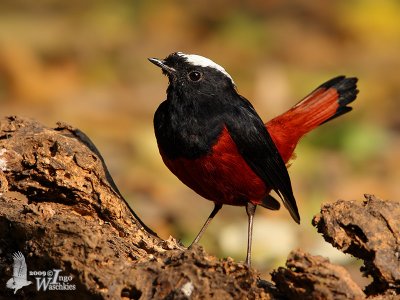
[188,71,202,82]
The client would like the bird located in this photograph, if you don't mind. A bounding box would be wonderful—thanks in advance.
[148,52,358,266]
[6,251,32,294]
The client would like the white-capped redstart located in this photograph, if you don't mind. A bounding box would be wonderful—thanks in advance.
[149,52,358,266]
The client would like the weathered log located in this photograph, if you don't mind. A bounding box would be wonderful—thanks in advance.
[0,116,398,299]
[313,195,400,296]
[0,116,269,299]
[271,250,365,300]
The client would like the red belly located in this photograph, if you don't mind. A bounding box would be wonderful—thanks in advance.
[161,128,267,206]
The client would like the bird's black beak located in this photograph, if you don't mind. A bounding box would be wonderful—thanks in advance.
[148,58,176,75]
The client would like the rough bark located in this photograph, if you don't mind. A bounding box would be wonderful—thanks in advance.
[0,116,269,299]
[271,250,365,300]
[0,116,398,299]
[313,195,400,297]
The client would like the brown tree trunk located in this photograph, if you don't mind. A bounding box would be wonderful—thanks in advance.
[0,116,398,299]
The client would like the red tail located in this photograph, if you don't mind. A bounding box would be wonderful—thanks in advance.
[266,76,359,163]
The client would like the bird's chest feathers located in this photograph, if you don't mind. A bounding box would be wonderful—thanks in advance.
[154,99,224,159]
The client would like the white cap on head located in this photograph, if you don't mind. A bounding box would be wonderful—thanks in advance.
[176,52,235,85]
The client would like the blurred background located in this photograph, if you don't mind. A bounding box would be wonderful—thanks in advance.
[1,0,399,286]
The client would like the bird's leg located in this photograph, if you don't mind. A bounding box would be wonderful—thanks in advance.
[189,203,222,248]
[245,202,257,267]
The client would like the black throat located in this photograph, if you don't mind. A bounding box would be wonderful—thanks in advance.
[153,88,226,160]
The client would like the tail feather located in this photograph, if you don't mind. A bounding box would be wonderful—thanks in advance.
[266,76,359,163]
[260,194,281,210]
[320,77,358,123]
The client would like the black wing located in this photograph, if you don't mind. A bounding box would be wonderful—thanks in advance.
[225,96,300,223]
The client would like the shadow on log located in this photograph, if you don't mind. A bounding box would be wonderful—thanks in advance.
[0,116,398,299]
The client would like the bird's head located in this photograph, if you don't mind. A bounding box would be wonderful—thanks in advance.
[148,52,236,97]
